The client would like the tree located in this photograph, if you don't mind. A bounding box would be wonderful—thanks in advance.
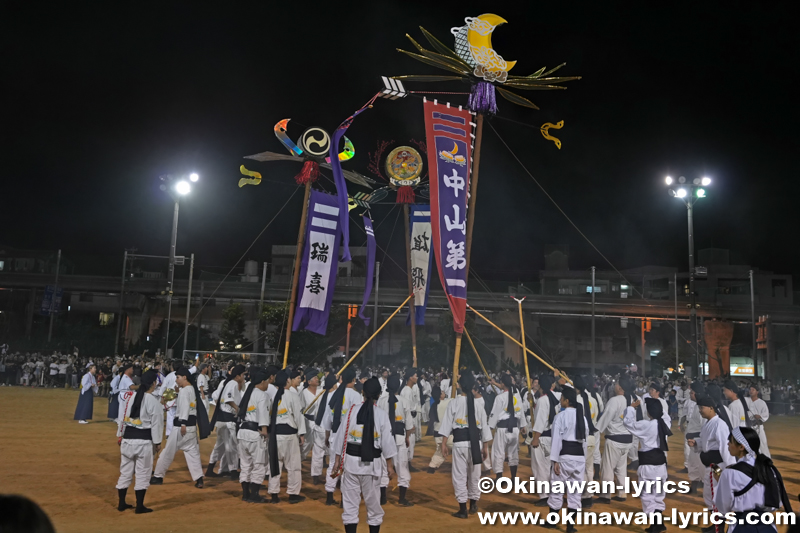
[655,342,694,375]
[220,302,248,351]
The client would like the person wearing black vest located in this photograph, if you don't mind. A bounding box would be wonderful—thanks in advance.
[543,387,588,533]
[308,372,337,486]
[531,374,562,506]
[377,374,414,506]
[322,368,362,505]
[683,381,707,493]
[488,373,525,480]
[115,370,163,514]
[439,372,492,519]
[399,368,421,467]
[689,395,735,526]
[206,364,246,479]
[573,376,599,508]
[266,370,306,504]
[151,367,210,488]
[714,426,792,533]
[236,367,273,503]
[724,380,748,429]
[624,397,672,533]
[596,376,641,504]
[333,377,398,533]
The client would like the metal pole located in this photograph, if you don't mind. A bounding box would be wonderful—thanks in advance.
[282,181,312,369]
[372,261,380,366]
[165,200,179,358]
[258,262,267,353]
[196,281,204,348]
[47,249,61,343]
[114,251,128,354]
[687,198,698,376]
[591,266,596,376]
[403,204,418,366]
[183,253,194,356]
[641,318,646,377]
[750,269,758,378]
[675,271,679,369]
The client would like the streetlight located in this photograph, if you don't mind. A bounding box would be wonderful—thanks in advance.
[667,175,710,378]
[158,173,198,358]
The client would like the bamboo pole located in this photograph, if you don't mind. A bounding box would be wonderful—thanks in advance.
[467,304,571,384]
[451,333,462,399]
[463,327,488,378]
[514,297,537,430]
[303,294,413,414]
[282,181,312,369]
[403,204,418,367]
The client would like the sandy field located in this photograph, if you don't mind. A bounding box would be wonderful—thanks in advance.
[1,387,798,533]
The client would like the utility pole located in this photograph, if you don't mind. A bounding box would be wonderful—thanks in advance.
[258,262,268,353]
[687,198,699,377]
[750,269,758,378]
[165,200,180,358]
[182,253,194,356]
[591,266,596,376]
[372,261,380,367]
[47,249,61,343]
[674,272,679,370]
[114,251,128,355]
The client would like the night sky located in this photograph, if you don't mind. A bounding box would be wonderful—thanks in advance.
[4,2,798,281]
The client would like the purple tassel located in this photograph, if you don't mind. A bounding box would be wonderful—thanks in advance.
[468,82,498,115]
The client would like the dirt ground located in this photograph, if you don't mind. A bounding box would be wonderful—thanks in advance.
[1,387,798,533]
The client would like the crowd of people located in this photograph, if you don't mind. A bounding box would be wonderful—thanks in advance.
[52,349,795,533]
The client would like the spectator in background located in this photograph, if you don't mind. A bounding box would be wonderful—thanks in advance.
[48,359,58,387]
[58,359,68,388]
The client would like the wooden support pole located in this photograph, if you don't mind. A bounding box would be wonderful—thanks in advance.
[282,181,312,369]
[403,204,418,367]
[515,297,537,430]
[304,294,413,414]
[451,333,462,399]
[463,327,488,377]
[468,304,571,384]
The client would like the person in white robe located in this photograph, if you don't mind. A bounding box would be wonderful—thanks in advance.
[488,373,525,479]
[236,368,272,503]
[266,370,306,503]
[745,384,771,458]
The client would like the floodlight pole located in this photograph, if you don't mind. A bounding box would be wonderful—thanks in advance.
[165,200,179,358]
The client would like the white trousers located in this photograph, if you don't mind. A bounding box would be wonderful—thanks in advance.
[582,434,596,497]
[601,438,630,498]
[754,426,770,458]
[380,437,410,488]
[451,446,482,503]
[117,439,154,491]
[686,441,705,482]
[547,455,585,510]
[268,434,302,495]
[309,426,327,477]
[531,436,553,497]
[165,406,176,437]
[703,465,723,509]
[153,428,203,481]
[592,432,601,465]
[209,422,238,472]
[638,464,668,513]
[422,400,430,423]
[341,471,383,526]
[325,434,339,493]
[628,435,639,461]
[492,427,520,473]
[238,438,268,484]
[429,435,453,469]
[407,431,416,460]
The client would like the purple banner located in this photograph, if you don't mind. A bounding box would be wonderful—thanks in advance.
[292,190,342,336]
[358,216,376,326]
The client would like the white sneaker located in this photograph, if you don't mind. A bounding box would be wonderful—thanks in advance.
[78,420,88,424]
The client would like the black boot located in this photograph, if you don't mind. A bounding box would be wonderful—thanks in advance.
[380,487,387,505]
[288,494,306,504]
[398,486,414,507]
[469,499,478,514]
[650,511,666,533]
[534,497,550,507]
[344,524,358,533]
[510,465,517,479]
[594,464,600,481]
[496,472,502,480]
[117,488,133,511]
[205,462,218,477]
[241,482,251,502]
[249,483,266,503]
[369,525,380,533]
[326,491,339,506]
[149,476,163,485]
[269,493,280,504]
[312,475,321,485]
[426,467,436,474]
[566,508,578,533]
[580,497,593,509]
[230,470,240,481]
[194,476,204,489]
[134,489,153,514]
[541,508,558,529]
[452,502,469,519]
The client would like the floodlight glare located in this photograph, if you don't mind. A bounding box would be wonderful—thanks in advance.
[697,188,706,198]
[665,176,673,185]
[701,177,711,186]
[175,180,191,195]
[678,176,686,184]
[190,172,199,182]
[676,188,687,198]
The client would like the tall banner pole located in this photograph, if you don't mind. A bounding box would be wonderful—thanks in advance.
[403,204,418,366]
[282,181,312,368]
[463,328,488,377]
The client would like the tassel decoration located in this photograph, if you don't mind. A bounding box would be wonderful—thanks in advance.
[294,160,319,185]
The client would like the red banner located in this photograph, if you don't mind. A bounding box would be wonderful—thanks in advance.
[423,100,474,333]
